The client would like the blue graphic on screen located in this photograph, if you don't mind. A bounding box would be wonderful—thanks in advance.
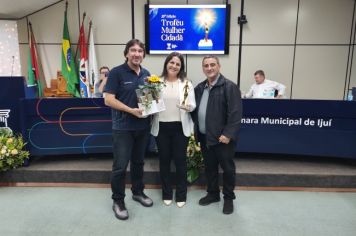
[148,6,227,54]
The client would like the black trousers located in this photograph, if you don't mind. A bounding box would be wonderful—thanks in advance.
[156,122,189,202]
[111,129,150,202]
[199,133,236,200]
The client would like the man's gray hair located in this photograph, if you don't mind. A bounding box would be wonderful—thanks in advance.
[202,55,220,65]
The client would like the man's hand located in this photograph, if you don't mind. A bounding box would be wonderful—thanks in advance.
[219,135,230,144]
[130,108,144,118]
[102,76,108,83]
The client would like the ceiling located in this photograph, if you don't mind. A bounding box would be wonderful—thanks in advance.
[0,0,61,19]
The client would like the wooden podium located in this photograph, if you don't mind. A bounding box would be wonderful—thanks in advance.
[43,71,72,97]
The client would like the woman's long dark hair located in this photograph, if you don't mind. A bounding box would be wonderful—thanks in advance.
[160,52,186,81]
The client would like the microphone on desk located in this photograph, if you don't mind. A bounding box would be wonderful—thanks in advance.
[10,55,15,77]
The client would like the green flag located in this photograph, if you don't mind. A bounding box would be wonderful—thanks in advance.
[27,48,36,87]
[27,47,38,98]
[61,10,80,97]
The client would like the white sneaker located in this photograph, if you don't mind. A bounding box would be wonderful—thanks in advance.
[176,201,186,208]
[163,200,172,206]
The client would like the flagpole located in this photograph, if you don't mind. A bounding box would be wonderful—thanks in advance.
[88,20,92,48]
[88,20,93,86]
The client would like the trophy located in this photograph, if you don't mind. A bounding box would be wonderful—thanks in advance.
[177,80,190,111]
[204,22,209,42]
[198,10,215,49]
[181,80,189,106]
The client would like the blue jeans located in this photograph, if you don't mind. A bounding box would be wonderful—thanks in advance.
[111,129,150,202]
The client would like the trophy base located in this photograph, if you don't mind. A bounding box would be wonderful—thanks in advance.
[198,39,213,49]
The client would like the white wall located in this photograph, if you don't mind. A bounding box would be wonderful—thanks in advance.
[17,0,356,100]
[293,0,354,99]
[0,20,21,76]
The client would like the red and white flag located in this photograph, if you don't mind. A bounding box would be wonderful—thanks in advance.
[78,20,90,97]
[88,23,98,97]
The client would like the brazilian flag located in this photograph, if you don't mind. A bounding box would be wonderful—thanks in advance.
[61,10,80,97]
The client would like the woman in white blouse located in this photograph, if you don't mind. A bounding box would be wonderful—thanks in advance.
[151,52,196,208]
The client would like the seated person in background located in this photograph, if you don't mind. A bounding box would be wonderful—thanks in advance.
[94,66,110,97]
[244,70,286,99]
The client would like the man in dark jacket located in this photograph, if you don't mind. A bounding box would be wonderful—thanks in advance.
[193,55,242,214]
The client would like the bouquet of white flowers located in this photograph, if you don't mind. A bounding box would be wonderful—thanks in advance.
[186,135,204,183]
[0,128,29,171]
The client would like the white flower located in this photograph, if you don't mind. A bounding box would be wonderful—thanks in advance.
[1,149,6,155]
[11,149,18,155]
[6,138,13,144]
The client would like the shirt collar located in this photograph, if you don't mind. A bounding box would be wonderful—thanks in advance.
[204,74,221,89]
[124,62,142,74]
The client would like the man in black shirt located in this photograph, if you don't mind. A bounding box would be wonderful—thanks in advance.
[104,39,153,220]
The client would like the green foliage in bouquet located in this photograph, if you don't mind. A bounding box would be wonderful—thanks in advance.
[187,135,204,183]
[0,128,29,171]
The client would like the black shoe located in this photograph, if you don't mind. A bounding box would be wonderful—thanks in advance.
[132,192,153,207]
[112,200,129,220]
[198,194,220,206]
[223,199,234,214]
